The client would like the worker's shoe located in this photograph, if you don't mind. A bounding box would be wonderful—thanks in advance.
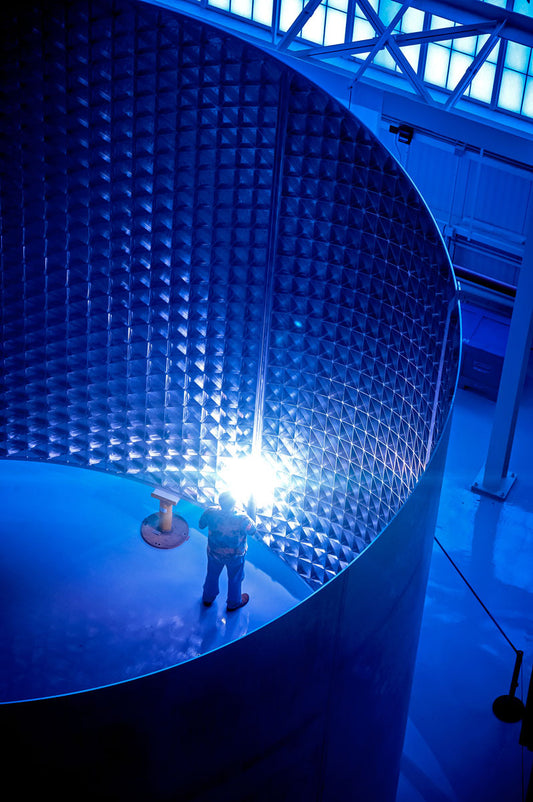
[202,599,214,607]
[227,593,249,612]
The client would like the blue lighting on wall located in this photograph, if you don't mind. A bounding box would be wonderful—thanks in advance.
[0,0,461,589]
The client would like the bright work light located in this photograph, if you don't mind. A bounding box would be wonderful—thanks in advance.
[220,455,277,514]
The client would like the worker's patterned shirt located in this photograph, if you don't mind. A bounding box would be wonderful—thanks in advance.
[199,505,256,559]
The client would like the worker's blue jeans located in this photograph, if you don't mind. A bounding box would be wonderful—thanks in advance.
[202,552,245,608]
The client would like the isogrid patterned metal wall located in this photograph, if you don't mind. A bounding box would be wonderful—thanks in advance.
[0,0,460,588]
[264,76,460,583]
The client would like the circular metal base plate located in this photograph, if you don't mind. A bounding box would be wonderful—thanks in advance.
[141,513,190,549]
[492,694,525,724]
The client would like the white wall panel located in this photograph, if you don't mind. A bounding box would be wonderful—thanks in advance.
[380,122,533,289]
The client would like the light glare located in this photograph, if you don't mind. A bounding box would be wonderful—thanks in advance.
[221,455,277,510]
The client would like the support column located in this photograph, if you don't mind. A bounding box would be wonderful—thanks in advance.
[472,198,533,500]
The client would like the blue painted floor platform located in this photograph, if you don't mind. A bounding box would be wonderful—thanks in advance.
[398,358,533,801]
[0,463,310,703]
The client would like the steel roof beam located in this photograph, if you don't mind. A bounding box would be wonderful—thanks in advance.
[407,0,533,48]
[299,21,497,58]
[445,19,507,110]
[277,0,324,52]
[351,2,410,85]
[356,0,433,104]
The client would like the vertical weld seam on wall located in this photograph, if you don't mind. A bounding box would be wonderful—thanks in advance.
[424,292,458,467]
[251,71,290,459]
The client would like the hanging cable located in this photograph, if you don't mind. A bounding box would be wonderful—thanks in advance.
[434,535,529,802]
[433,535,520,654]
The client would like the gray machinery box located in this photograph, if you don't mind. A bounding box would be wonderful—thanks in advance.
[459,302,510,401]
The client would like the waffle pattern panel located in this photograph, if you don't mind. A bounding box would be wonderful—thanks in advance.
[0,0,461,587]
[0,1,280,499]
[260,77,461,585]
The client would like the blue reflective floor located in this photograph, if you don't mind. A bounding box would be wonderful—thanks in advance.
[0,463,310,702]
[398,358,533,801]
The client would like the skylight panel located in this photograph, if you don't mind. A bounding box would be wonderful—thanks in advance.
[231,0,252,18]
[505,41,531,73]
[378,0,404,26]
[430,15,455,30]
[395,8,424,72]
[448,51,471,89]
[423,15,501,102]
[402,6,424,32]
[513,0,533,17]
[425,43,451,88]
[399,45,420,73]
[389,5,423,75]
[352,14,375,45]
[357,0,422,74]
[498,37,532,115]
[522,78,533,116]
[469,61,496,103]
[499,69,526,113]
[324,7,348,46]
[464,36,499,101]
[302,2,326,43]
[279,0,342,45]
[199,0,533,123]
[279,0,302,33]
[424,18,457,88]
[454,35,477,57]
[374,48,397,71]
[208,0,272,24]
[253,0,273,26]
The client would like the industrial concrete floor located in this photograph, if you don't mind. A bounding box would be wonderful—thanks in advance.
[397,361,533,801]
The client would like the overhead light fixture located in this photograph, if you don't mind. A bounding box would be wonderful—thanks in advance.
[389,123,414,145]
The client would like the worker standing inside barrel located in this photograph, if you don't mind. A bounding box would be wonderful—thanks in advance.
[200,491,256,611]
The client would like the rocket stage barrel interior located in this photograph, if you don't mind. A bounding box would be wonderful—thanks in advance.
[0,2,461,801]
